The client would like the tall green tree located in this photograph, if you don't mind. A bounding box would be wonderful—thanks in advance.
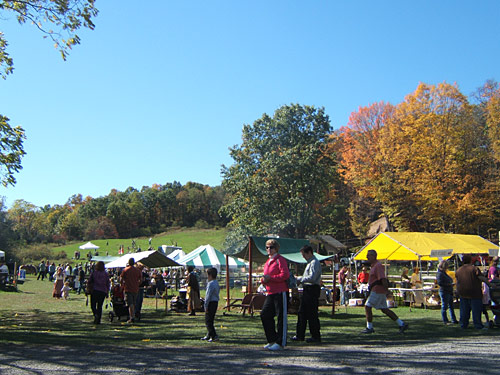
[0,197,14,250]
[7,199,39,243]
[221,103,341,242]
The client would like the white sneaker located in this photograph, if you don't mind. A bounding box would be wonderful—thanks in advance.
[263,343,273,349]
[267,343,283,351]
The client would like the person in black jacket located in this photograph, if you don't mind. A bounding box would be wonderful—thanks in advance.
[436,260,458,325]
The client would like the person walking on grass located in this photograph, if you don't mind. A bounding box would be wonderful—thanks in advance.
[362,249,409,334]
[37,261,46,281]
[292,245,322,344]
[120,257,142,324]
[455,254,490,330]
[201,267,220,342]
[260,239,290,351]
[436,260,458,325]
[61,281,71,300]
[89,261,111,324]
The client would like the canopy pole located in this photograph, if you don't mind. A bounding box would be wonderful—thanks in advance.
[225,254,231,311]
[248,237,253,295]
[14,262,18,292]
[331,260,336,316]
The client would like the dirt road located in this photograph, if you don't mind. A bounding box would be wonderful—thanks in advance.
[1,336,499,374]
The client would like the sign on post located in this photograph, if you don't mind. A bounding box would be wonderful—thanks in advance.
[488,249,500,257]
[430,249,453,261]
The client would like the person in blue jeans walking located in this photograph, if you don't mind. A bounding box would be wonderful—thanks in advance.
[436,260,458,325]
[455,254,490,329]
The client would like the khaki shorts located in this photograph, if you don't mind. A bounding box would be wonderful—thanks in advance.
[125,292,138,306]
[365,292,388,309]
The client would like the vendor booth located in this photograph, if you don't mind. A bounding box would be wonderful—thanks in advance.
[79,241,100,250]
[353,232,500,309]
[354,232,499,261]
[177,244,248,271]
[224,236,335,314]
[105,250,180,269]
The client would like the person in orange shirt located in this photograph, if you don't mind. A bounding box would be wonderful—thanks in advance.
[120,257,142,324]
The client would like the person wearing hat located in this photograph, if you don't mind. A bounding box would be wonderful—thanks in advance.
[488,257,499,282]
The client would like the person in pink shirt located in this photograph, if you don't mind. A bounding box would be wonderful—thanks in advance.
[361,249,409,334]
[260,239,290,351]
[488,257,499,282]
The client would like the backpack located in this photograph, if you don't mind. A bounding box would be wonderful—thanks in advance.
[287,273,297,289]
[276,257,297,289]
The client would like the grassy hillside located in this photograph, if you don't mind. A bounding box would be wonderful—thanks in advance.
[52,227,228,262]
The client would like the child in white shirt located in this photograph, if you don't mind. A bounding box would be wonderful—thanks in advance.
[61,281,71,300]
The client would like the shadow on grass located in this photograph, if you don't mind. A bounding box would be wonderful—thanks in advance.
[1,308,500,374]
[2,307,499,349]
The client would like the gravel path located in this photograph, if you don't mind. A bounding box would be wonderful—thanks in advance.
[1,337,499,375]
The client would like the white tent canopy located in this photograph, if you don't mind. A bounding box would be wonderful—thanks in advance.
[105,250,180,269]
[79,241,100,250]
[167,249,186,262]
[177,244,249,271]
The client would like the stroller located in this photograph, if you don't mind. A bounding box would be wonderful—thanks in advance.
[109,284,130,322]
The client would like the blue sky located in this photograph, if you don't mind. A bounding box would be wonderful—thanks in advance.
[0,1,499,208]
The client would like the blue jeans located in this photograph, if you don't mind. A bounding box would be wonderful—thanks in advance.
[135,288,144,318]
[459,297,483,329]
[439,291,457,323]
[340,284,346,305]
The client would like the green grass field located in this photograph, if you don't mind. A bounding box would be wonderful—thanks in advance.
[1,275,497,349]
[50,227,228,264]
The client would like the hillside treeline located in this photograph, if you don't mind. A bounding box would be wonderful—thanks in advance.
[0,182,227,250]
[2,80,500,258]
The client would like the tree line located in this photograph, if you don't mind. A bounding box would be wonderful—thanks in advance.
[0,181,227,251]
[2,80,500,259]
[220,80,500,250]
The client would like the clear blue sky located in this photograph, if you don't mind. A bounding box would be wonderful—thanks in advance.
[0,1,499,208]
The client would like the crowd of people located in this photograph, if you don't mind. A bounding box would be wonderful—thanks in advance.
[31,241,500,351]
[33,261,88,298]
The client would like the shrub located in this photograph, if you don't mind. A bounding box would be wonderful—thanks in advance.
[54,251,68,260]
[194,219,210,229]
[12,244,53,263]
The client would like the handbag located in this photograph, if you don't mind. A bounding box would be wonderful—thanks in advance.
[86,273,94,295]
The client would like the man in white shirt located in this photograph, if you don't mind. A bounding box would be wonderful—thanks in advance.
[292,245,322,343]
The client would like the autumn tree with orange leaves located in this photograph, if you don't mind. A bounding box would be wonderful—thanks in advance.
[335,82,500,236]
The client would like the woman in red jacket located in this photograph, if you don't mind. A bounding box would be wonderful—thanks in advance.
[260,239,290,351]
